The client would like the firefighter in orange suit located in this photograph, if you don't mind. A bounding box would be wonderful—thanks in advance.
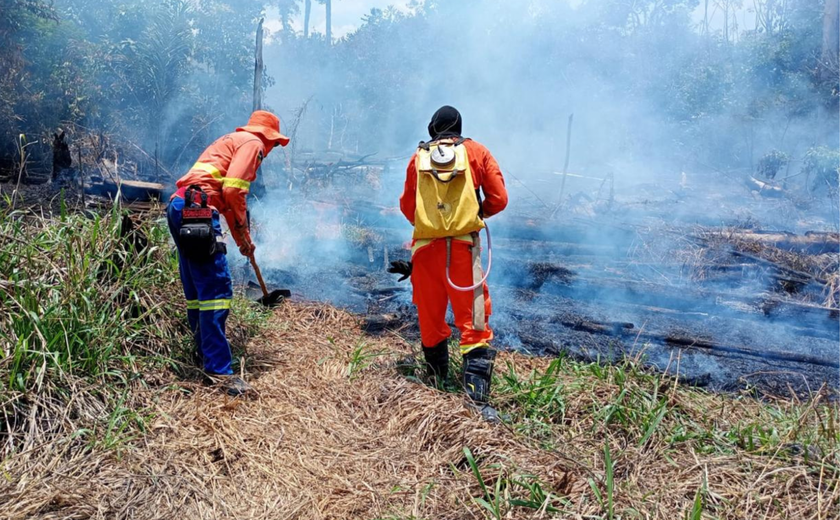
[391,105,508,421]
[167,111,289,396]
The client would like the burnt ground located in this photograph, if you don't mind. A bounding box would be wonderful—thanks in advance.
[243,164,840,399]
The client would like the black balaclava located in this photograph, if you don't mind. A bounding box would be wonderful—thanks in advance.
[428,105,462,141]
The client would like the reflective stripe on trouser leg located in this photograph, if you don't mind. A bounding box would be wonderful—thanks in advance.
[199,299,232,311]
[444,239,493,355]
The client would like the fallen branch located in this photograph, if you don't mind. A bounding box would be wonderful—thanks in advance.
[747,175,784,197]
[543,315,839,369]
[730,250,830,285]
[719,230,839,255]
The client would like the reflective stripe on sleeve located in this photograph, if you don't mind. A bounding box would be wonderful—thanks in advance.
[222,177,251,190]
[192,162,223,179]
[186,300,200,310]
[198,299,232,311]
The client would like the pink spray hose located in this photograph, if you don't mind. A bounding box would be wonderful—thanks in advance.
[446,224,492,292]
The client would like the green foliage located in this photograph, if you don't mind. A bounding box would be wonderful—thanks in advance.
[686,476,707,520]
[0,206,269,453]
[508,475,570,513]
[1,0,265,175]
[267,0,835,176]
[802,146,840,192]
[757,150,789,179]
[2,0,835,178]
[488,356,840,518]
[463,447,504,519]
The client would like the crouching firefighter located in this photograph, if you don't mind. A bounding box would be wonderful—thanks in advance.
[390,105,508,421]
[167,110,290,396]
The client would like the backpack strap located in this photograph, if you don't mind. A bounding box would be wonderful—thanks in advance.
[418,137,468,151]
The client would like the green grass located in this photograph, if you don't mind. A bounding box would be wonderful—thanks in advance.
[0,205,181,392]
[496,356,840,462]
[0,202,266,454]
[487,354,840,518]
[461,446,573,518]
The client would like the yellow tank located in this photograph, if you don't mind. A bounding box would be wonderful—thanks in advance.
[412,140,485,240]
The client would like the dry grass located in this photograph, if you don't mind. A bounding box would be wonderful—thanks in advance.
[1,301,837,519]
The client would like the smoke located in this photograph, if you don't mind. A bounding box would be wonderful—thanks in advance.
[246,0,838,392]
[14,0,835,392]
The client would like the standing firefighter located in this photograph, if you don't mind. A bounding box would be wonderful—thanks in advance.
[167,111,289,395]
[391,106,508,421]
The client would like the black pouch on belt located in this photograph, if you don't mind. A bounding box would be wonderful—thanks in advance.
[179,186,226,261]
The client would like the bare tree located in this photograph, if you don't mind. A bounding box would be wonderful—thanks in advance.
[325,0,332,43]
[315,0,332,43]
[253,18,264,113]
[820,0,839,82]
[304,0,312,38]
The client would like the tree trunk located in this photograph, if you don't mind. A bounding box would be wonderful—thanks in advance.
[251,18,266,199]
[304,0,311,39]
[253,18,264,113]
[820,0,839,82]
[325,0,332,44]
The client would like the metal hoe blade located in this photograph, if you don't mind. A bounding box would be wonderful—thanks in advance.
[257,289,291,307]
[249,254,290,307]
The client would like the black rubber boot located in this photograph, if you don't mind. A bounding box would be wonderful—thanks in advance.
[462,348,500,422]
[192,347,204,368]
[205,373,254,396]
[423,339,450,387]
[222,375,254,397]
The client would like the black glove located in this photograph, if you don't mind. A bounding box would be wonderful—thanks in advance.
[388,260,412,282]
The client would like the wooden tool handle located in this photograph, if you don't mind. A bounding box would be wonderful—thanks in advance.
[249,254,269,298]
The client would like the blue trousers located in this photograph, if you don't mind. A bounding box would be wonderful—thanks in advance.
[167,197,234,375]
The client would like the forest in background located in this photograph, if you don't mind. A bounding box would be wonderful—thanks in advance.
[0,0,838,190]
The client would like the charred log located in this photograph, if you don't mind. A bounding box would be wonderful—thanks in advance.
[519,313,839,369]
[93,179,164,202]
[535,274,839,332]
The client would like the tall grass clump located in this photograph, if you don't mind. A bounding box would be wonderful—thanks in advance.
[491,354,840,518]
[0,204,186,454]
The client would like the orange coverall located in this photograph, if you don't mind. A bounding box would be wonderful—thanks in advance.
[399,139,508,352]
[175,132,267,249]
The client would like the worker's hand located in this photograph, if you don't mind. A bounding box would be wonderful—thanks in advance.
[239,241,256,257]
[388,260,412,282]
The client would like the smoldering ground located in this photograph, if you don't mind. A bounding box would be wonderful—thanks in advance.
[249,0,839,395]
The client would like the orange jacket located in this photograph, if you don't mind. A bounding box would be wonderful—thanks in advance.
[399,139,508,225]
[175,132,266,248]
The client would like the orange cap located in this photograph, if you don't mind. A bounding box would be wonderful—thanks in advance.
[236,110,290,147]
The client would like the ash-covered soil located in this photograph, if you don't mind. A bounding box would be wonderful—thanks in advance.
[246,166,839,398]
